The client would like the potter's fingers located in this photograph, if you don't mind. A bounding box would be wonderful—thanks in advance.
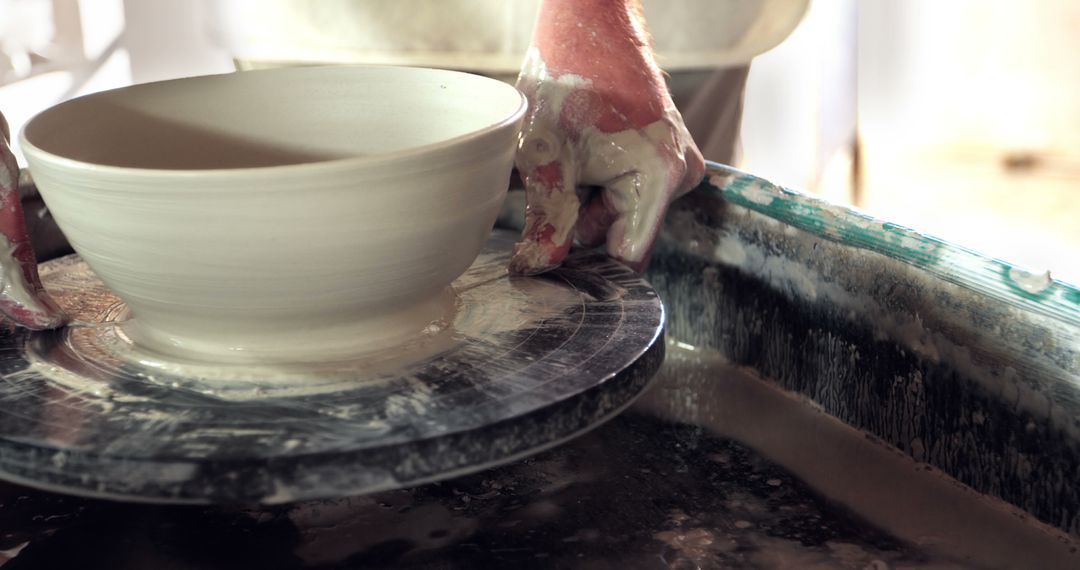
[509,160,581,275]
[0,257,68,330]
[0,135,67,329]
[677,139,707,198]
[602,171,670,272]
[574,190,616,248]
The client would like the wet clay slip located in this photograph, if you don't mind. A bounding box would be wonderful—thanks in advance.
[20,66,527,363]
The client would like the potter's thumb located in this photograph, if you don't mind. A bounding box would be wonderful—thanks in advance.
[509,165,580,275]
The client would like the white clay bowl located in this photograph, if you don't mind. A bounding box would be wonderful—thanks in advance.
[21,65,527,363]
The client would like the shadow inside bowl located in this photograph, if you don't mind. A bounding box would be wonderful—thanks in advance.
[25,98,347,170]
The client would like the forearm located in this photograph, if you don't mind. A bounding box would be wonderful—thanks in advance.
[534,0,651,59]
[530,0,666,129]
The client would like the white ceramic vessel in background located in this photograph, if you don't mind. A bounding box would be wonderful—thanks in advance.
[21,65,527,363]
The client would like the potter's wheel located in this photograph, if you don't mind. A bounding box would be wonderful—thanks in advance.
[0,231,663,504]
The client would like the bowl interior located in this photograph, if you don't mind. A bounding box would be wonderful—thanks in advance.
[22,66,525,170]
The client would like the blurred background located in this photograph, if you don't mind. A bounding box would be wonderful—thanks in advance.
[2,0,1078,283]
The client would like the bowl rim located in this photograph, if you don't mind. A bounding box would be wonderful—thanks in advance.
[19,64,528,179]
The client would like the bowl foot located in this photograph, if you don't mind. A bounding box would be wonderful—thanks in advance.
[116,287,460,366]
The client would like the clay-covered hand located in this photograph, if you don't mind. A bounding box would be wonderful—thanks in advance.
[509,0,705,275]
[0,111,66,329]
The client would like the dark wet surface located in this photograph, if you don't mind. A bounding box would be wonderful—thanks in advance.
[0,412,961,569]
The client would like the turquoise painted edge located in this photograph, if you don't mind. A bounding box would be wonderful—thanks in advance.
[697,161,1080,328]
